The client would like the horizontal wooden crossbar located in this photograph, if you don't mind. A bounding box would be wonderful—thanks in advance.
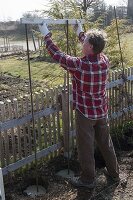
[0,105,133,132]
[1,105,133,175]
[20,18,85,25]
[0,106,60,132]
[106,75,133,89]
[2,143,62,175]
[2,128,76,175]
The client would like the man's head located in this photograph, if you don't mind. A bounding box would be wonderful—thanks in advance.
[82,29,107,56]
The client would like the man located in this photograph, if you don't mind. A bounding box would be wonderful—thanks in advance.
[39,21,120,188]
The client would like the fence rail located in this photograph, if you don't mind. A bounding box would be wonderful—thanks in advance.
[0,67,133,175]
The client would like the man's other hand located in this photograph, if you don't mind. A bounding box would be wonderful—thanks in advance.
[39,21,50,37]
[73,20,84,36]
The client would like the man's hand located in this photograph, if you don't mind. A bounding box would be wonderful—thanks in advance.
[73,20,84,36]
[38,21,50,37]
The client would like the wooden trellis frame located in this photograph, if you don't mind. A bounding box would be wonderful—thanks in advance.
[20,18,85,25]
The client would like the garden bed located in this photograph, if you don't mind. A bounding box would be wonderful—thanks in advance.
[5,138,133,200]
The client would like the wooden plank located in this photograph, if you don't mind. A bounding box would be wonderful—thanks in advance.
[54,86,61,156]
[50,88,57,157]
[20,97,28,157]
[62,88,69,153]
[40,90,47,149]
[127,67,132,120]
[108,71,112,129]
[0,107,60,132]
[45,89,52,148]
[124,68,129,121]
[70,83,74,149]
[35,92,42,150]
[2,129,77,175]
[13,98,21,160]
[2,143,62,175]
[114,70,119,128]
[2,100,10,165]
[55,86,62,156]
[109,105,133,119]
[131,67,133,119]
[0,102,5,167]
[106,75,133,89]
[25,95,32,155]
[20,18,85,25]
[50,88,56,145]
[106,71,112,130]
[7,99,16,162]
[0,168,5,200]
[112,71,115,129]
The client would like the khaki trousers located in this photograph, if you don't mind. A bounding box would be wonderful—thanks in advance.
[76,109,119,182]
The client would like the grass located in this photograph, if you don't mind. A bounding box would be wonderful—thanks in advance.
[0,32,133,89]
[0,57,65,88]
[122,33,133,66]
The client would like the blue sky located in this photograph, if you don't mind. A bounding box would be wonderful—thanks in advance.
[0,0,127,21]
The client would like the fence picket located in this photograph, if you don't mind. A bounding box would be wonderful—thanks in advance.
[50,88,56,145]
[0,101,5,167]
[131,67,133,119]
[35,92,42,150]
[70,84,74,149]
[1,101,10,165]
[7,99,16,163]
[20,96,27,157]
[108,72,112,128]
[127,67,132,120]
[45,89,52,148]
[40,90,48,149]
[25,95,32,155]
[114,70,119,128]
[13,98,22,161]
[112,72,115,129]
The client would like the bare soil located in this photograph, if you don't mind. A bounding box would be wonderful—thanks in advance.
[0,73,42,101]
[4,149,133,200]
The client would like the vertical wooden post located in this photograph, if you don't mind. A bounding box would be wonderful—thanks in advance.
[61,89,71,153]
[35,92,42,150]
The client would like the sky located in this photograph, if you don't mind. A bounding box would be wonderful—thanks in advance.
[0,0,127,21]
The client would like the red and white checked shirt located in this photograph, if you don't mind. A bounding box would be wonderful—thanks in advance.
[44,33,109,119]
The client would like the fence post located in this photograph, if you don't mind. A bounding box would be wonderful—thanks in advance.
[61,89,72,155]
[0,168,5,200]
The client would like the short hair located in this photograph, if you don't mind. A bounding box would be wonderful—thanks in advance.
[84,29,107,54]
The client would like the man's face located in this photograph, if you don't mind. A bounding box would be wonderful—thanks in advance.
[82,41,93,56]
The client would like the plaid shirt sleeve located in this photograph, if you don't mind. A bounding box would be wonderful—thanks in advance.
[44,35,81,74]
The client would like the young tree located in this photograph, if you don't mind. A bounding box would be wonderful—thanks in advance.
[38,0,128,69]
